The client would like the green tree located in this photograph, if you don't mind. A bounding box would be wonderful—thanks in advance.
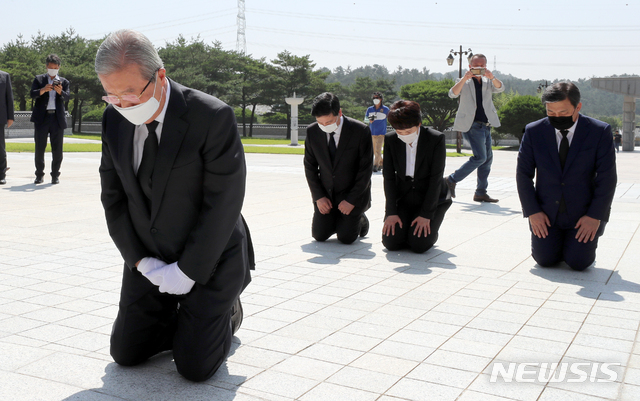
[495,95,547,143]
[0,35,40,110]
[399,79,458,132]
[348,76,396,107]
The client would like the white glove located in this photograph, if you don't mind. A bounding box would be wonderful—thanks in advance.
[142,261,196,295]
[137,257,167,275]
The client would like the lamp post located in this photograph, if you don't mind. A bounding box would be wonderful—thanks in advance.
[447,46,473,153]
[537,80,550,94]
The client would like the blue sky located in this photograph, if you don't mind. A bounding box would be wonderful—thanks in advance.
[4,0,639,81]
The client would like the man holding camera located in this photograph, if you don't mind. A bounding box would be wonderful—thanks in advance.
[30,54,70,184]
[365,92,389,172]
[446,54,504,202]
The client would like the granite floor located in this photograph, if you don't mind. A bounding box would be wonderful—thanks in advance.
[1,145,639,401]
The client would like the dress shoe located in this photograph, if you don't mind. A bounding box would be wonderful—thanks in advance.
[231,298,243,335]
[473,194,499,203]
[359,214,369,237]
[52,177,60,185]
[445,176,456,198]
[0,178,6,185]
[34,177,44,184]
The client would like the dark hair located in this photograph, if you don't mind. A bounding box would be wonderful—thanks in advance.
[46,54,62,66]
[541,82,581,107]
[372,92,383,100]
[470,54,487,64]
[388,100,422,129]
[311,92,340,117]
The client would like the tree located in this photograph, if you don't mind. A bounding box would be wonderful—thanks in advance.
[0,35,40,110]
[348,76,396,107]
[495,95,547,143]
[399,79,458,132]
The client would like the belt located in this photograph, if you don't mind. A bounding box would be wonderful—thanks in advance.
[473,121,490,126]
[47,110,56,114]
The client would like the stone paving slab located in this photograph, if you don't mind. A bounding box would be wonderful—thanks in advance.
[1,149,639,400]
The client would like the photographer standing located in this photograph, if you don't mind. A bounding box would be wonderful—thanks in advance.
[445,54,504,202]
[365,92,389,172]
[30,54,70,184]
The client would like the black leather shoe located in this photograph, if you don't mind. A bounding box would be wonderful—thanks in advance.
[446,176,456,198]
[34,177,44,184]
[231,298,243,335]
[0,179,6,185]
[52,177,60,185]
[359,214,369,237]
[473,194,499,203]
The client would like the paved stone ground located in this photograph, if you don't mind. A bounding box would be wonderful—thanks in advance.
[1,145,640,401]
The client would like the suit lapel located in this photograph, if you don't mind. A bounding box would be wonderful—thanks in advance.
[414,127,428,175]
[542,119,562,173]
[333,116,352,169]
[150,80,189,222]
[312,125,332,169]
[117,119,149,214]
[394,133,407,176]
[563,115,588,174]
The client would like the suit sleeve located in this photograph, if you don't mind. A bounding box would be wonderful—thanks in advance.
[419,133,446,220]
[99,116,148,268]
[383,134,398,216]
[30,76,42,99]
[176,105,246,284]
[5,73,13,120]
[60,78,71,102]
[303,129,329,202]
[516,127,543,217]
[586,124,617,221]
[345,125,373,205]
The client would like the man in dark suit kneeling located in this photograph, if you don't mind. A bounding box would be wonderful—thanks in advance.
[95,29,253,382]
[304,92,373,244]
[516,82,616,271]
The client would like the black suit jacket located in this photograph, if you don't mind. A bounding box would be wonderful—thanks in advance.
[0,70,14,125]
[304,116,373,210]
[30,73,70,128]
[100,79,252,286]
[517,115,617,226]
[383,126,446,219]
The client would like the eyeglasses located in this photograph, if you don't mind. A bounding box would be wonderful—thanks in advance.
[102,70,158,105]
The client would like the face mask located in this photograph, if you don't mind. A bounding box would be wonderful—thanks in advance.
[398,129,418,144]
[548,115,575,130]
[48,68,59,77]
[373,99,381,105]
[318,116,339,133]
[113,77,161,125]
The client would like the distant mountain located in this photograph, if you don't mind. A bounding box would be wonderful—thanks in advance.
[323,65,639,118]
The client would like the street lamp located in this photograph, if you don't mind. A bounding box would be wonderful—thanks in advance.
[447,46,473,152]
[537,80,550,93]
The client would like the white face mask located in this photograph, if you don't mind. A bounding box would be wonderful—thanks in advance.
[318,115,339,133]
[373,99,381,105]
[48,68,59,77]
[398,129,418,144]
[113,77,162,125]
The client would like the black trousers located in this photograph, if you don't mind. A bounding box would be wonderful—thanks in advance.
[0,125,6,179]
[312,202,366,244]
[383,199,452,253]
[34,113,64,178]
[110,239,248,382]
[531,212,605,271]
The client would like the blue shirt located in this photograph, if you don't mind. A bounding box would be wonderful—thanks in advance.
[365,105,389,136]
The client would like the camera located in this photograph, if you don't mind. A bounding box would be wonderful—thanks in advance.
[470,67,485,76]
[368,114,376,122]
[53,79,61,86]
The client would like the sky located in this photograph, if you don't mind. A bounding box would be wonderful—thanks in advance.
[3,0,639,82]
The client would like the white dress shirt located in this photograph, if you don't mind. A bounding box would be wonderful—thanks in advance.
[132,79,171,174]
[405,131,420,178]
[47,75,58,110]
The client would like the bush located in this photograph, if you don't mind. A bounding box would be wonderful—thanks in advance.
[496,95,546,143]
[234,107,257,124]
[261,112,288,124]
[82,106,106,122]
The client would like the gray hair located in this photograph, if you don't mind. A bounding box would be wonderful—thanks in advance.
[95,29,164,81]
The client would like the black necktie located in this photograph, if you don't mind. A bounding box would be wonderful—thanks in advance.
[328,132,337,163]
[138,121,159,202]
[558,129,569,213]
[559,129,569,170]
